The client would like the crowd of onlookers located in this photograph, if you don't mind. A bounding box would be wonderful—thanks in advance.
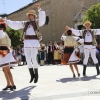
[11,41,100,67]
[11,45,27,67]
[38,41,100,66]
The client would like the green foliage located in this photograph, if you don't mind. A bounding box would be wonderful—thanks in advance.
[6,28,23,48]
[83,3,100,28]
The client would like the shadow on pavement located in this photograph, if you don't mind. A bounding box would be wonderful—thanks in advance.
[56,77,79,83]
[80,75,100,81]
[0,86,36,100]
[57,75,100,83]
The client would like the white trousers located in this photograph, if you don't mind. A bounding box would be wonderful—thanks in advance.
[24,48,39,69]
[83,48,98,65]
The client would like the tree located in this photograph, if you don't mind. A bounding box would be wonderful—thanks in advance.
[6,28,23,48]
[83,3,100,29]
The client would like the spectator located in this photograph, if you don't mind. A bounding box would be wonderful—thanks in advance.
[21,45,27,65]
[53,41,61,64]
[39,42,46,66]
[11,46,16,60]
[58,42,64,64]
[10,46,16,69]
[47,41,54,65]
[16,45,22,66]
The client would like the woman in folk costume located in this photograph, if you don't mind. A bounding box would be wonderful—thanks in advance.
[54,41,61,64]
[61,29,84,78]
[58,42,64,64]
[0,22,16,91]
[0,4,46,83]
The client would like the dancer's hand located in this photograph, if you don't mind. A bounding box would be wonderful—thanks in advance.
[35,3,41,10]
[63,26,69,34]
[0,18,4,22]
[65,26,70,31]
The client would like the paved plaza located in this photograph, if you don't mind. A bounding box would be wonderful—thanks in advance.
[0,65,100,100]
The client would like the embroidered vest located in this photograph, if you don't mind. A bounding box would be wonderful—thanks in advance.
[0,33,11,47]
[23,21,38,33]
[48,46,54,52]
[82,30,97,46]
[22,20,42,41]
[64,36,79,47]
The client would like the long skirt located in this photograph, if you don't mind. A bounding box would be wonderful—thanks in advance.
[54,50,61,60]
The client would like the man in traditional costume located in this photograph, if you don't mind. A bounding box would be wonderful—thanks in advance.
[66,20,100,76]
[47,41,54,65]
[0,4,46,83]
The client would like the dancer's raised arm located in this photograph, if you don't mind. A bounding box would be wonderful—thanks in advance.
[65,26,83,36]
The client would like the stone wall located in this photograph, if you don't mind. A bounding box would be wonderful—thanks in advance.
[7,0,100,44]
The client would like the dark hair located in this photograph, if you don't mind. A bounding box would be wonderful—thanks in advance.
[67,30,72,36]
[0,24,6,31]
[0,46,9,50]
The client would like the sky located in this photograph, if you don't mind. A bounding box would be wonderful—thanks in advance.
[0,0,32,14]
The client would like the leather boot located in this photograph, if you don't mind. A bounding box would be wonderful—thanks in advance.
[34,68,38,83]
[95,64,100,75]
[83,65,87,76]
[29,68,35,83]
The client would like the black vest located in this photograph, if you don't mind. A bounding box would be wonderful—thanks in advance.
[48,46,54,52]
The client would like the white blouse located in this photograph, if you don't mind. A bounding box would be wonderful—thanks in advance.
[0,30,6,39]
[61,35,84,44]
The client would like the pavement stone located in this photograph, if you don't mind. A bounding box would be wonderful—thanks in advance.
[0,65,100,100]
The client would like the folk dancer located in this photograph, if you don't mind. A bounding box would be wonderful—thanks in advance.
[0,4,46,83]
[66,20,100,76]
[0,22,16,91]
[61,29,84,78]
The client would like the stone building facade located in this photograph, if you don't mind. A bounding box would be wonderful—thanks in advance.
[7,0,100,43]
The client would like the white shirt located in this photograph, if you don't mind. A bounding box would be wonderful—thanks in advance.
[71,28,100,36]
[70,28,100,49]
[4,9,46,48]
[22,48,25,55]
[85,31,92,42]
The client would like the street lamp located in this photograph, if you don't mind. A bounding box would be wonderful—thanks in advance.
[0,0,7,18]
[1,0,5,14]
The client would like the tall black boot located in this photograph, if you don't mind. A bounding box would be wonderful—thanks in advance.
[83,65,87,76]
[29,68,35,83]
[95,64,100,75]
[34,68,38,83]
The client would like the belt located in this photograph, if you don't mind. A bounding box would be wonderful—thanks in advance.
[0,61,17,67]
[84,42,92,45]
[0,63,9,67]
[25,35,38,40]
[65,46,74,48]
